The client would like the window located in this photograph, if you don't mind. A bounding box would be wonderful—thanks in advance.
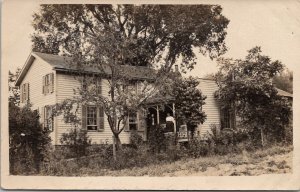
[87,106,97,131]
[44,106,53,131]
[82,77,101,95]
[82,105,104,131]
[20,83,29,103]
[43,73,54,95]
[220,107,235,129]
[128,112,138,131]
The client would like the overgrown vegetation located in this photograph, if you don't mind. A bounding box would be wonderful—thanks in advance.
[9,103,51,175]
[60,128,91,158]
[39,141,292,176]
[147,125,166,153]
[215,46,292,146]
[32,4,229,153]
[172,76,207,138]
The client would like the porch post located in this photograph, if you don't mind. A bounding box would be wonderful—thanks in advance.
[173,102,176,133]
[156,105,160,124]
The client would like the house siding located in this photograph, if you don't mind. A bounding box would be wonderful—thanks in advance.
[56,73,131,144]
[197,79,221,138]
[19,57,57,143]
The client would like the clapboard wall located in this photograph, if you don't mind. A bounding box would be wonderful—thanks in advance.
[196,79,221,138]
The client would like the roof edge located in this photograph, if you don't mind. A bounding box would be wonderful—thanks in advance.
[15,52,36,86]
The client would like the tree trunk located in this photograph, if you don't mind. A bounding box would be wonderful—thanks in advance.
[112,133,123,161]
[112,136,117,161]
[114,134,122,150]
[260,128,264,149]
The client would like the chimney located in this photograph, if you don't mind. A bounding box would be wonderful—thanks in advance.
[175,64,179,72]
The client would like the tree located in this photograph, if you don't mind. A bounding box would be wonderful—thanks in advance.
[9,68,21,106]
[9,103,51,174]
[273,68,293,93]
[172,76,207,139]
[32,4,229,152]
[215,46,292,147]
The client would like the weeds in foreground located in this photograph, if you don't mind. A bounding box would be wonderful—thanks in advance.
[37,143,293,176]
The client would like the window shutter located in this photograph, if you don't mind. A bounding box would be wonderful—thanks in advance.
[49,107,53,132]
[124,115,129,131]
[81,105,87,130]
[47,75,50,94]
[50,73,54,93]
[42,76,45,94]
[44,106,48,129]
[25,83,29,102]
[41,106,45,129]
[98,106,104,131]
[137,82,142,94]
[97,79,102,95]
[138,110,145,131]
[20,84,23,103]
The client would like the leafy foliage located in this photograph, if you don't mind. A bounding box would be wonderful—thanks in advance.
[129,130,144,149]
[32,5,229,67]
[273,68,293,93]
[9,68,21,106]
[215,46,292,144]
[31,4,229,150]
[148,125,166,153]
[9,103,51,174]
[60,128,91,158]
[172,76,207,136]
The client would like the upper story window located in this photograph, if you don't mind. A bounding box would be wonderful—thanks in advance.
[20,83,29,103]
[43,73,54,95]
[126,81,142,94]
[82,77,102,95]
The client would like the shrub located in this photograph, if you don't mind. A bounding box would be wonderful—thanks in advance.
[9,103,51,175]
[188,138,210,158]
[284,124,293,145]
[147,124,166,153]
[206,124,253,155]
[129,130,144,149]
[60,128,91,158]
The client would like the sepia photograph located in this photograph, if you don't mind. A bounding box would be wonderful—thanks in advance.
[1,0,300,190]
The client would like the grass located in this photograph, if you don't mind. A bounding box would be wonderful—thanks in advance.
[39,144,293,176]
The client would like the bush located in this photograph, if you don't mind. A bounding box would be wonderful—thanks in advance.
[187,138,211,158]
[9,103,51,175]
[206,124,253,155]
[284,125,293,145]
[148,124,166,153]
[129,130,144,149]
[60,128,91,158]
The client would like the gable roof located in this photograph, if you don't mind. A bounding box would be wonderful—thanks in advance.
[16,52,157,86]
[275,88,293,98]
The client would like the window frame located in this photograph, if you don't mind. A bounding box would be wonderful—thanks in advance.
[44,106,54,132]
[83,105,105,132]
[43,73,54,95]
[128,112,138,131]
[86,106,98,131]
[82,77,102,95]
[20,83,29,103]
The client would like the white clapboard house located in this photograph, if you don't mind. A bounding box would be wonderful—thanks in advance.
[15,52,293,145]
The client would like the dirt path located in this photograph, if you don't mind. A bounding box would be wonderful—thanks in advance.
[170,151,292,176]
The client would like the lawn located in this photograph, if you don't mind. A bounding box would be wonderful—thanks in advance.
[40,144,293,176]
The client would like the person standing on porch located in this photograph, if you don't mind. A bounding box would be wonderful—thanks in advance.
[165,113,175,133]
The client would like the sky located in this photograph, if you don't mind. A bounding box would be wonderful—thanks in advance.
[2,0,300,78]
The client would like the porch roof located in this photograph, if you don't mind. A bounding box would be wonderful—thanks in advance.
[145,94,175,105]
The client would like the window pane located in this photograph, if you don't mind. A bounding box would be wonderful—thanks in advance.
[87,106,97,131]
[129,112,137,130]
